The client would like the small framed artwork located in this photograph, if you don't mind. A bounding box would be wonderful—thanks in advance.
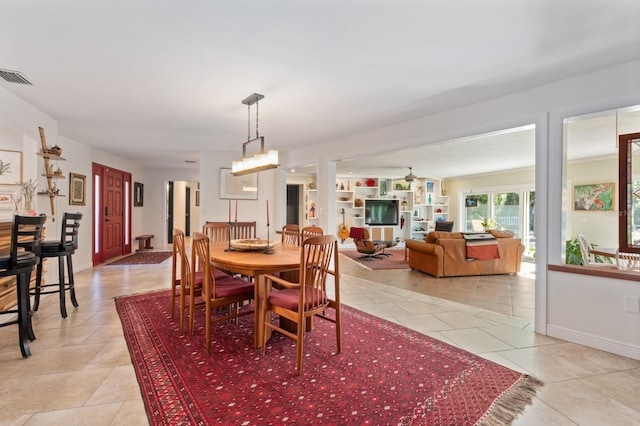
[392,179,411,191]
[0,186,19,221]
[426,181,435,193]
[465,197,478,208]
[219,168,258,200]
[134,182,144,207]
[573,182,615,211]
[380,179,388,196]
[195,190,200,207]
[0,149,23,185]
[69,173,86,206]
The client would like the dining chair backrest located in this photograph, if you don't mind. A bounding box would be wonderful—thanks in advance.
[577,233,595,265]
[233,221,257,239]
[300,235,338,303]
[616,250,640,271]
[203,221,231,242]
[171,228,192,330]
[301,226,323,242]
[59,212,82,251]
[7,214,47,269]
[172,228,188,278]
[282,224,300,246]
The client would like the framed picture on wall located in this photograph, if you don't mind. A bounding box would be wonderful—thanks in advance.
[219,168,258,200]
[69,173,86,206]
[134,182,144,206]
[573,182,615,211]
[0,149,23,185]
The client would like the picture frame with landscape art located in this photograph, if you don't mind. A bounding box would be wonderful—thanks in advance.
[573,182,614,211]
[392,179,411,191]
[69,173,86,206]
[0,149,23,185]
[219,168,258,200]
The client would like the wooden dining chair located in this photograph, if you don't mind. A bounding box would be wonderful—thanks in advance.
[281,224,300,247]
[172,228,232,335]
[301,226,323,242]
[261,235,341,375]
[192,232,255,353]
[202,221,231,242]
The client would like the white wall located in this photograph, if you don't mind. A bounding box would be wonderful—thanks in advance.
[548,270,640,359]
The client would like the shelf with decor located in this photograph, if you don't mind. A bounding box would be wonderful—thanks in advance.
[305,189,318,226]
[37,127,64,221]
[336,175,448,245]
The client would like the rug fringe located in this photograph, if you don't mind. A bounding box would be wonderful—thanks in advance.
[478,374,544,426]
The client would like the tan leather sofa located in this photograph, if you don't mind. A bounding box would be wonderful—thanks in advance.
[405,230,524,278]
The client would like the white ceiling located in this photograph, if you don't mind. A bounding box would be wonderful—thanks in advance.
[1,1,639,176]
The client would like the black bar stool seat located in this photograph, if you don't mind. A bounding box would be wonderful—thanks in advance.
[32,212,82,318]
[0,214,46,357]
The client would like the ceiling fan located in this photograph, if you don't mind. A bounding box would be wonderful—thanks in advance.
[404,167,417,182]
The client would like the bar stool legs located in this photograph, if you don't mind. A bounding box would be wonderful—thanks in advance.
[31,212,82,319]
[33,251,78,318]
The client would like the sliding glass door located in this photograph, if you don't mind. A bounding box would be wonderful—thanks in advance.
[461,189,535,256]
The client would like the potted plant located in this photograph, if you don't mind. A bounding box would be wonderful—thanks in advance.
[480,217,498,230]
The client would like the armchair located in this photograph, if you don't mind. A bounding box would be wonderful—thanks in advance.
[349,227,385,260]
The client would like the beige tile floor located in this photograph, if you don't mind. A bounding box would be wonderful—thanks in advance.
[0,250,639,425]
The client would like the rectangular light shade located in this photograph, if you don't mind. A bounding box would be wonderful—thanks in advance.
[232,150,279,176]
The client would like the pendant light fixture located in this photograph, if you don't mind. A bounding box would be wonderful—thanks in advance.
[231,93,279,176]
[404,166,417,182]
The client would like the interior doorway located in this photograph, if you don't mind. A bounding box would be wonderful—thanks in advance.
[286,184,302,225]
[165,180,200,246]
[92,162,132,265]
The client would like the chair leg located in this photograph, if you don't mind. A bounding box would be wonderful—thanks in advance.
[33,261,43,311]
[25,270,36,342]
[16,273,31,358]
[66,254,79,308]
[58,256,67,318]
[295,316,304,376]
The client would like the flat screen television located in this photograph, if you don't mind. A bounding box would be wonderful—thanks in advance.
[364,199,399,226]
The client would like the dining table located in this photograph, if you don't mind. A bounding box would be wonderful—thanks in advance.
[209,241,301,348]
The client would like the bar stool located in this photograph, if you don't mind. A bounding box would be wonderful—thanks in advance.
[32,212,82,318]
[0,214,46,357]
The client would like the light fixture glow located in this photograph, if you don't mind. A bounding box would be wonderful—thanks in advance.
[232,137,279,176]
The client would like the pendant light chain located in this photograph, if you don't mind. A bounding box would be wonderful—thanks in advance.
[256,100,259,139]
[247,103,251,142]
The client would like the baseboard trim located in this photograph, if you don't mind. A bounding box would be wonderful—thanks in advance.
[546,324,640,361]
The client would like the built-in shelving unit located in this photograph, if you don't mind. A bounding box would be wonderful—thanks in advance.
[36,127,65,221]
[303,176,449,243]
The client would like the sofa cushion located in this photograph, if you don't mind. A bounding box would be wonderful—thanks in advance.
[425,231,464,243]
[487,229,515,238]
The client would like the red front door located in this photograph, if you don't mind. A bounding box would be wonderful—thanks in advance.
[104,168,125,260]
[92,163,131,265]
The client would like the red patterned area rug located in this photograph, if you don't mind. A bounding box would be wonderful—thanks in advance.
[116,290,542,425]
[107,251,172,265]
[340,248,411,270]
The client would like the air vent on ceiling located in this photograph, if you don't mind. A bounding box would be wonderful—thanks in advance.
[0,69,32,85]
